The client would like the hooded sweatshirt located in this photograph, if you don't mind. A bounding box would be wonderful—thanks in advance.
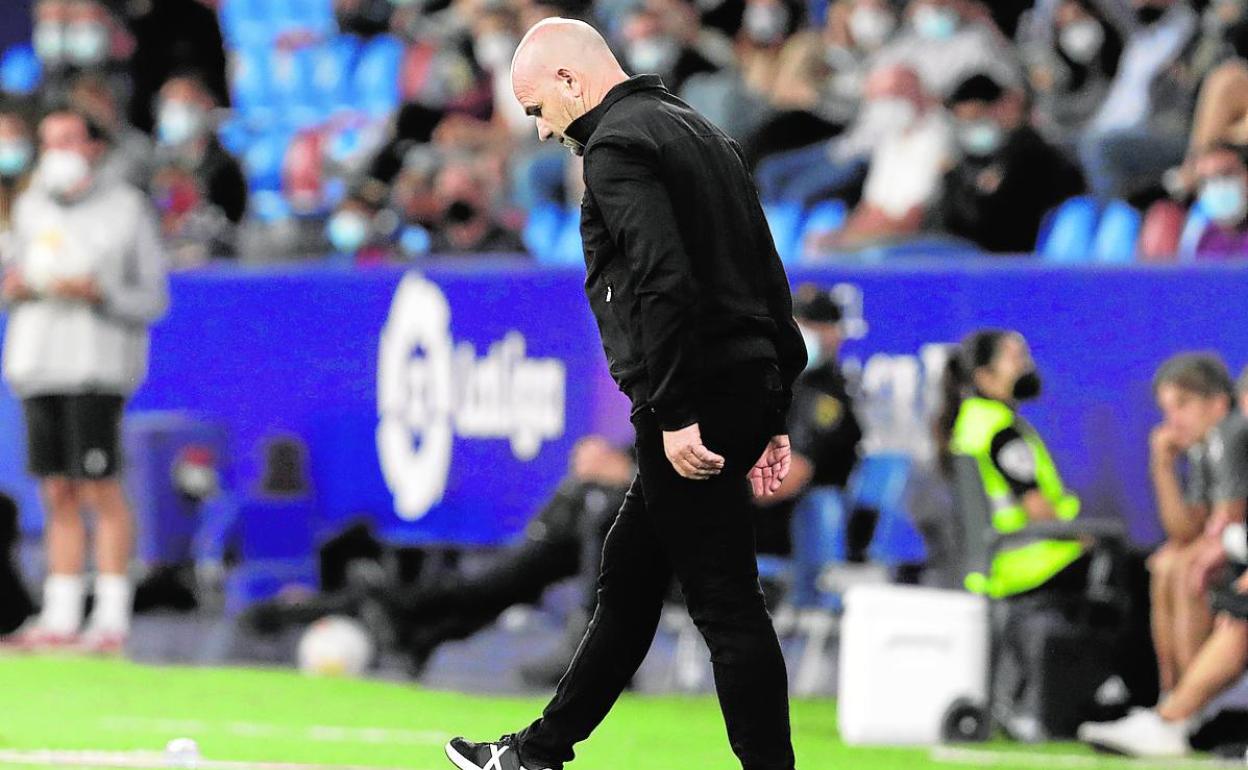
[2,174,168,398]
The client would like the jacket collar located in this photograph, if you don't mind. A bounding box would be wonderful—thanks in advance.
[565,74,666,147]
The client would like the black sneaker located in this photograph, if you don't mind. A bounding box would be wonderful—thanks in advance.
[444,735,552,770]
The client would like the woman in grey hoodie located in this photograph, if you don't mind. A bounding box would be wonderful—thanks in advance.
[0,107,168,653]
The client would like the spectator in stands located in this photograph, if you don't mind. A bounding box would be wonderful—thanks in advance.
[754,62,930,207]
[428,158,527,256]
[125,0,228,133]
[1192,142,1248,259]
[150,72,247,263]
[1146,354,1248,699]
[0,108,34,241]
[1026,0,1126,147]
[1079,0,1201,199]
[753,285,862,556]
[931,73,1086,253]
[870,0,1023,98]
[324,191,400,264]
[68,73,151,189]
[1169,18,1248,197]
[620,5,720,94]
[0,107,168,653]
[32,0,134,103]
[822,65,952,249]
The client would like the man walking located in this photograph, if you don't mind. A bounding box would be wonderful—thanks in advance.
[446,18,805,770]
[1,107,168,653]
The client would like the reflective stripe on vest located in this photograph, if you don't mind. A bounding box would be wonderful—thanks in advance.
[951,397,1084,598]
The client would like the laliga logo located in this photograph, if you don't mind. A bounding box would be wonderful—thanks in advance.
[376,273,567,521]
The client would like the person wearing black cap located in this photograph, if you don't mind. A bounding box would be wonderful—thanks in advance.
[754,284,862,556]
[932,72,1085,253]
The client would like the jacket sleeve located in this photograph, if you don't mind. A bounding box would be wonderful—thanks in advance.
[584,135,701,431]
[99,201,169,325]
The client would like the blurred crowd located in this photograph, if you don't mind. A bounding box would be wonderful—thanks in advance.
[1,0,1247,265]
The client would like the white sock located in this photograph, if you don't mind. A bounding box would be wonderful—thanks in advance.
[89,573,132,634]
[41,574,85,635]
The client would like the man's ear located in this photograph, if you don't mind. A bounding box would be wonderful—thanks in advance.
[556,68,582,98]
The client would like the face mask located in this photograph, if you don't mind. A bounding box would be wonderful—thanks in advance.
[849,6,897,50]
[326,211,369,253]
[862,97,917,133]
[1059,19,1105,64]
[1199,176,1248,226]
[560,135,584,156]
[1135,5,1167,25]
[33,23,66,64]
[913,5,960,40]
[445,199,479,224]
[743,3,791,45]
[64,22,109,66]
[0,139,33,178]
[800,325,822,371]
[627,36,680,75]
[38,149,91,195]
[157,102,206,146]
[473,33,517,71]
[958,119,1004,157]
[1013,370,1042,401]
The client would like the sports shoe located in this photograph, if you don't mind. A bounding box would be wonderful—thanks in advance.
[444,735,552,770]
[78,625,127,656]
[0,619,80,652]
[1077,707,1191,758]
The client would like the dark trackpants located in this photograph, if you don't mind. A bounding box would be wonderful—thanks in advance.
[516,367,796,770]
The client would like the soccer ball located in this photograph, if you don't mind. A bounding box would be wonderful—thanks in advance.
[296,615,375,677]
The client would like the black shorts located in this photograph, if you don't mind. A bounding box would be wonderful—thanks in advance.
[22,394,125,479]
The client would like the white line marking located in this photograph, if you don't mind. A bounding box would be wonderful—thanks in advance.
[0,748,431,770]
[931,746,1243,769]
[98,717,446,747]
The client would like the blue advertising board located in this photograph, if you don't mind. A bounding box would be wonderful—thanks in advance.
[0,258,1244,551]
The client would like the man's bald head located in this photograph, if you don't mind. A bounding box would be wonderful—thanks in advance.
[511,18,628,152]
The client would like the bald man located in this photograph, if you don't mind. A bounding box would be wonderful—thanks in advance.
[446,18,805,770]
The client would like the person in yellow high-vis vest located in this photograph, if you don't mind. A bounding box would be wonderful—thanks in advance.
[934,329,1089,600]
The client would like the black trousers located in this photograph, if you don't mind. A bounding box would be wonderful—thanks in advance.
[517,368,796,770]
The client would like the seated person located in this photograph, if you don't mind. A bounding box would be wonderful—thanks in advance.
[245,435,633,677]
[821,66,953,250]
[931,73,1085,254]
[1144,354,1248,699]
[753,285,862,557]
[1191,142,1248,260]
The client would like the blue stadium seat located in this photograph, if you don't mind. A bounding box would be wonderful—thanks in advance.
[1038,196,1100,263]
[551,214,585,265]
[229,45,275,123]
[352,35,404,118]
[1178,201,1211,262]
[523,203,569,263]
[763,202,804,264]
[218,0,270,48]
[310,36,360,114]
[796,199,846,262]
[847,453,926,567]
[0,44,41,96]
[242,129,293,192]
[1091,199,1141,264]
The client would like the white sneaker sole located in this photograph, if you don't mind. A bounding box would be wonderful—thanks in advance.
[444,742,480,770]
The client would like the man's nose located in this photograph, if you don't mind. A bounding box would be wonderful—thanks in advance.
[536,118,553,142]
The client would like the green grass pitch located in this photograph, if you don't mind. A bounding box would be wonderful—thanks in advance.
[0,656,1215,770]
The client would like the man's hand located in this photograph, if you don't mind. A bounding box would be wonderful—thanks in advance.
[1188,535,1229,595]
[662,423,725,480]
[1,270,32,302]
[749,435,792,498]
[49,276,101,304]
[1235,568,1248,594]
[1150,424,1183,467]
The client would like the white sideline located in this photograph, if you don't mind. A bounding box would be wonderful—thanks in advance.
[931,746,1244,769]
[98,717,446,747]
[0,748,428,770]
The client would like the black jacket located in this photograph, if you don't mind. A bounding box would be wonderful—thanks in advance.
[565,75,806,431]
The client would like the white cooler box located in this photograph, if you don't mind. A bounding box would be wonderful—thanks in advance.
[838,584,990,745]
